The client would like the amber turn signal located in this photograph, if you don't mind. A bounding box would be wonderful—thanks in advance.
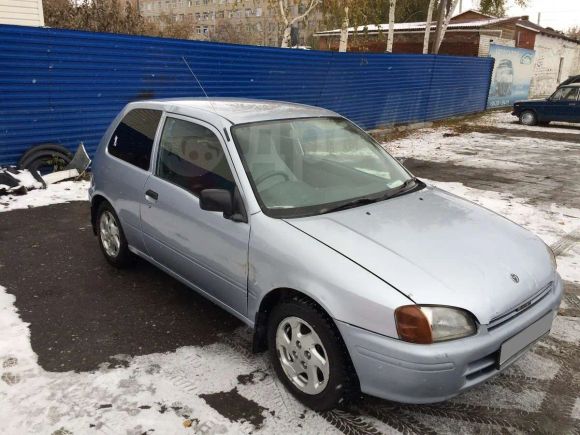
[395,305,433,344]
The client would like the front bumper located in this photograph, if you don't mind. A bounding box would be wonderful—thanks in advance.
[337,274,564,404]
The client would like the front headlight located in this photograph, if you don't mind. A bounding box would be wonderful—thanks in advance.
[545,243,557,270]
[395,305,477,344]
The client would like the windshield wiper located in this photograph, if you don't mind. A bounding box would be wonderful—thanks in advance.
[380,177,419,200]
[320,178,420,215]
[320,197,380,214]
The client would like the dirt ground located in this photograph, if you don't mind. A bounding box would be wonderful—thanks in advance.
[0,110,579,434]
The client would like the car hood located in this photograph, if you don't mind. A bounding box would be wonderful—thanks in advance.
[286,186,554,324]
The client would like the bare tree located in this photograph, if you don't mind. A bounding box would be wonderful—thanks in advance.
[432,0,460,54]
[42,0,195,39]
[338,5,349,52]
[155,13,197,40]
[422,0,436,54]
[322,0,392,52]
[321,0,356,52]
[212,18,272,45]
[385,0,397,52]
[566,25,580,40]
[274,0,321,48]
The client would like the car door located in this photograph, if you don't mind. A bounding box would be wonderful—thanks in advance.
[572,88,580,122]
[548,87,579,121]
[140,114,250,316]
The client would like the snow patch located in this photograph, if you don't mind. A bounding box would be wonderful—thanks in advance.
[0,180,89,213]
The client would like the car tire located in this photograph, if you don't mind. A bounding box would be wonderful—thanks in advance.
[96,201,133,268]
[520,110,537,126]
[267,295,357,411]
[18,143,73,174]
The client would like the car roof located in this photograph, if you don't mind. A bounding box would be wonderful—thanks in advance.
[562,83,580,87]
[134,98,340,125]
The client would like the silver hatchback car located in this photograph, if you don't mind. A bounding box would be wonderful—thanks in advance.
[90,98,563,411]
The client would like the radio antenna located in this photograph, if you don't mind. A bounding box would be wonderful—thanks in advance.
[182,56,217,114]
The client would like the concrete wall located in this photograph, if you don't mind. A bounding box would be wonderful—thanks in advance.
[0,0,44,27]
[530,34,580,98]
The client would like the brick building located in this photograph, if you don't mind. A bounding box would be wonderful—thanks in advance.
[314,10,529,56]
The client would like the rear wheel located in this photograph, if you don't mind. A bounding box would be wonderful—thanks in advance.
[520,110,537,126]
[96,202,133,267]
[267,296,357,411]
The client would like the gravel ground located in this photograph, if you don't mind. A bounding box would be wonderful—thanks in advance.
[0,111,578,435]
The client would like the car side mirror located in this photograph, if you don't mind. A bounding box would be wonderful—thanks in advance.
[200,189,234,218]
[200,188,247,223]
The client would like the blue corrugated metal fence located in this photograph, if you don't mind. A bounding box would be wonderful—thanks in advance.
[0,24,493,166]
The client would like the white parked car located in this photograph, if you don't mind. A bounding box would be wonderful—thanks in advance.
[90,98,562,410]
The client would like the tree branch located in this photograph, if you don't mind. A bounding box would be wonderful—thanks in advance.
[278,0,289,26]
[289,0,320,26]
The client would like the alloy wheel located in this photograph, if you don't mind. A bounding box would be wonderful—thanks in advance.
[99,210,121,258]
[275,316,330,395]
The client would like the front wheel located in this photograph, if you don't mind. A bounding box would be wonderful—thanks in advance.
[520,110,537,126]
[268,296,357,411]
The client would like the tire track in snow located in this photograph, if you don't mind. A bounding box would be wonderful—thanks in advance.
[550,227,580,257]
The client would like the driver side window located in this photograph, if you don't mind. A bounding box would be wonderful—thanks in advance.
[550,89,564,101]
[156,117,235,197]
[552,87,579,101]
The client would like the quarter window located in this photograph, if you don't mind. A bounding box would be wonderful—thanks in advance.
[156,117,235,196]
[108,109,162,170]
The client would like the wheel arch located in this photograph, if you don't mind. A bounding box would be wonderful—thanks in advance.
[90,193,113,235]
[252,287,336,353]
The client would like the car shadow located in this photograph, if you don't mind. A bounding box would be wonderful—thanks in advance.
[0,201,242,372]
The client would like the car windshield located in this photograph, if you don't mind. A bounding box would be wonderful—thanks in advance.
[232,117,416,218]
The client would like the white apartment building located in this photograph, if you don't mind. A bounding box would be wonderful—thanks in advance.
[0,0,44,27]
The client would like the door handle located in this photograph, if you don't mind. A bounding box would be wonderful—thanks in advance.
[145,189,158,202]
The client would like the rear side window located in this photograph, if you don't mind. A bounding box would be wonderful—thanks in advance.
[108,109,162,170]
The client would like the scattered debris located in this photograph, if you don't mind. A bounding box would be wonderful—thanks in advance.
[0,167,43,196]
[1,143,91,198]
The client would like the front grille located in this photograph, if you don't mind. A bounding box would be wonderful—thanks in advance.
[488,281,553,331]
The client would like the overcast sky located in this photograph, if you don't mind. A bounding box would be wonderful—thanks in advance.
[460,0,579,32]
